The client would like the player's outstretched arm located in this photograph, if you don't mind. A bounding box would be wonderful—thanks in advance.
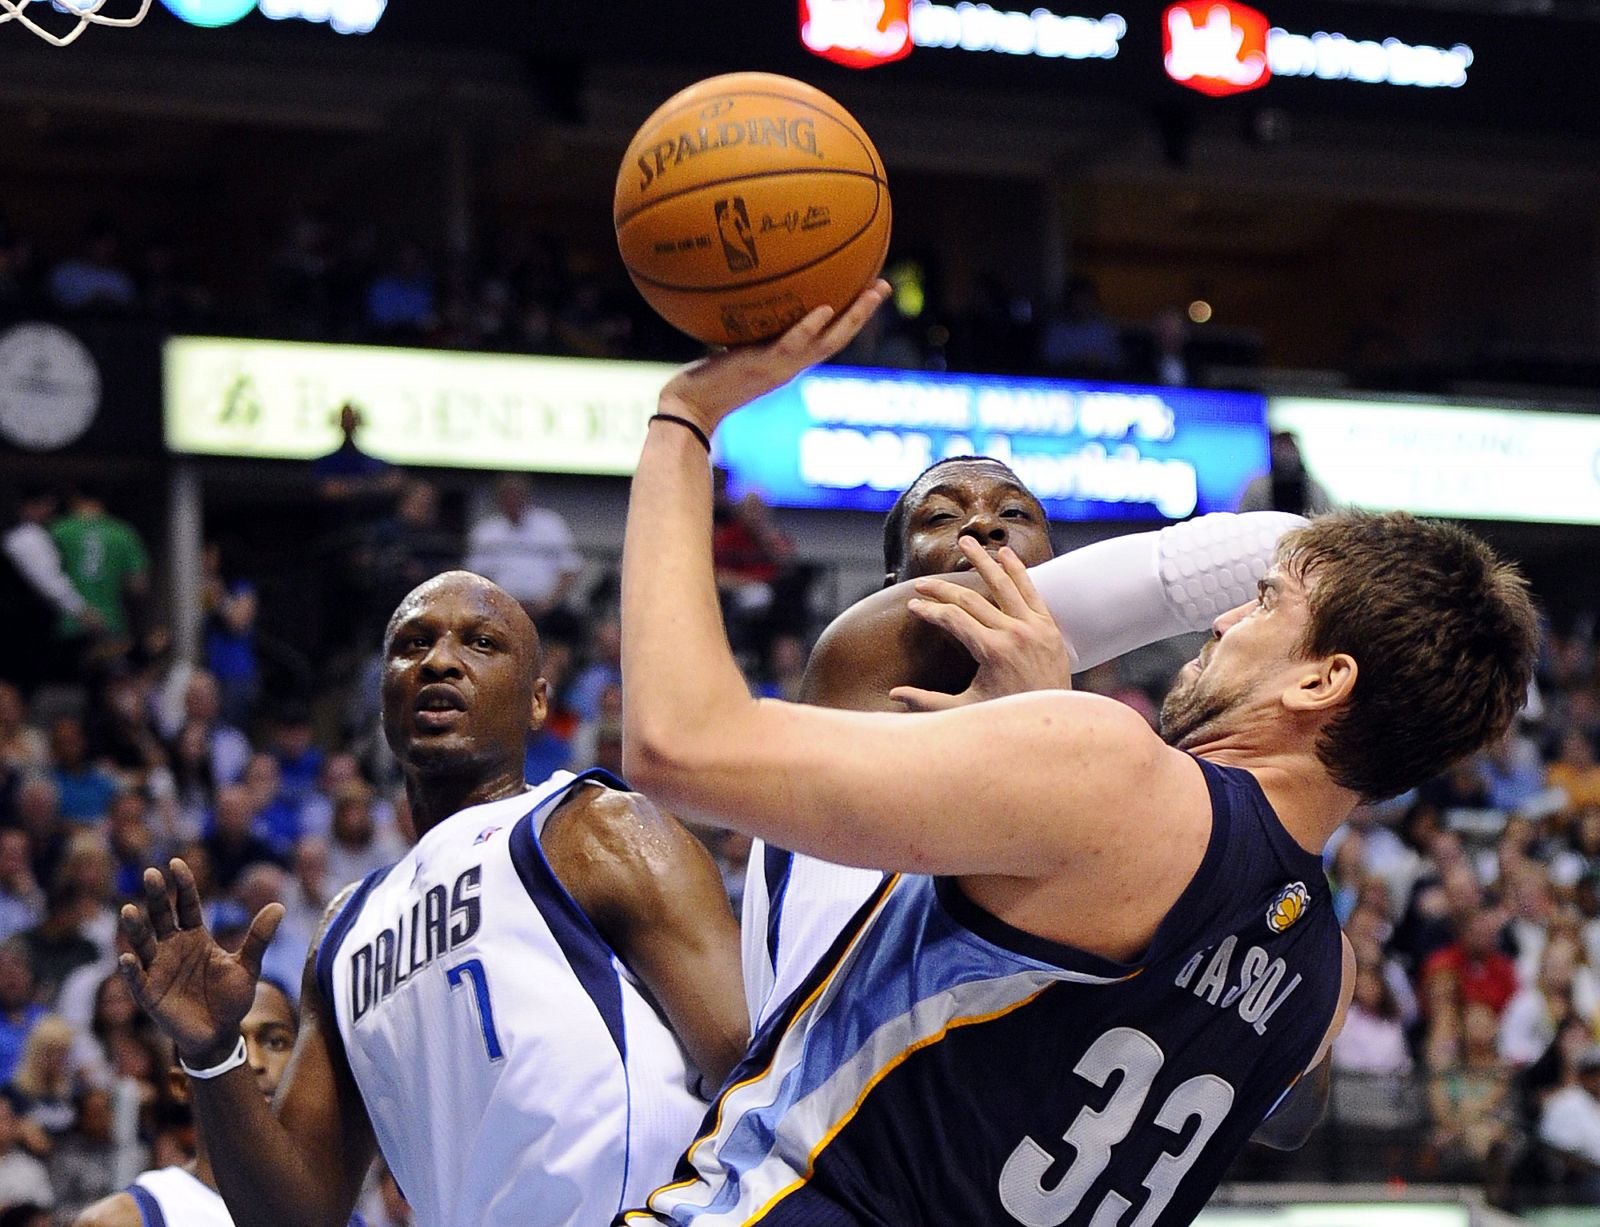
[120,863,376,1227]
[550,786,749,1088]
[1251,935,1356,1150]
[623,292,1201,880]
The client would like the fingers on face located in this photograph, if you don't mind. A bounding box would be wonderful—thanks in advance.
[998,548,1051,616]
[912,577,1005,630]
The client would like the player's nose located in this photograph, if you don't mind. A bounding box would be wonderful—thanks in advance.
[959,513,1007,546]
[1212,601,1251,638]
[419,635,466,677]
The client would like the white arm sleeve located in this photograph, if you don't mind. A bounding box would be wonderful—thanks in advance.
[1029,511,1308,672]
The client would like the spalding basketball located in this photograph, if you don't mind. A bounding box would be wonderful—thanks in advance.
[614,72,891,347]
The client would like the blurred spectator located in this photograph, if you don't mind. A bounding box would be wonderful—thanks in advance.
[313,404,401,508]
[1424,903,1519,1024]
[0,833,42,947]
[104,793,155,902]
[48,1088,117,1216]
[18,887,99,1005]
[1483,728,1547,814]
[0,1097,51,1211]
[47,221,135,313]
[12,779,66,891]
[6,1016,79,1145]
[0,943,45,1087]
[569,684,623,774]
[711,472,805,656]
[369,478,460,615]
[1238,431,1335,517]
[48,486,149,657]
[56,837,119,959]
[1,490,97,692]
[234,864,307,1004]
[46,719,115,827]
[464,476,582,623]
[566,621,622,724]
[1429,1001,1518,1191]
[366,242,436,334]
[241,753,301,861]
[1127,306,1197,387]
[0,688,46,777]
[752,635,808,702]
[1035,275,1125,375]
[200,544,260,730]
[1548,729,1600,815]
[554,278,631,359]
[1331,963,1413,1075]
[325,783,404,889]
[284,837,332,939]
[1538,1044,1600,1199]
[201,785,284,894]
[266,707,323,812]
[1502,934,1600,1067]
[163,670,250,786]
[296,753,392,843]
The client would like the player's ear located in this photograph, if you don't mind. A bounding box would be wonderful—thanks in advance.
[1281,653,1357,715]
[167,1066,190,1105]
[528,677,550,732]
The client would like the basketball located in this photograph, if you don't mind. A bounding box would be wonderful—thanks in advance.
[614,72,891,347]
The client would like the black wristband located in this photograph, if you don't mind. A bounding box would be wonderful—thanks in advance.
[649,413,712,453]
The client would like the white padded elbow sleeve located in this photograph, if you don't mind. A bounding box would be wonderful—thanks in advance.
[1030,511,1308,672]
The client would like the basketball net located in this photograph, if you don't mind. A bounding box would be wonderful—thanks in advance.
[0,0,152,45]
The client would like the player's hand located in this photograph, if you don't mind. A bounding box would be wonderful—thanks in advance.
[890,538,1075,711]
[118,859,283,1066]
[656,279,891,437]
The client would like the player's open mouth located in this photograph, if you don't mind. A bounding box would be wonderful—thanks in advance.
[414,685,467,729]
[952,548,1002,572]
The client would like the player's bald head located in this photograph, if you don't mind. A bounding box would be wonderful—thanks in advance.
[385,571,543,681]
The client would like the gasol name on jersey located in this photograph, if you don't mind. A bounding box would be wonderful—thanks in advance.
[347,865,483,1022]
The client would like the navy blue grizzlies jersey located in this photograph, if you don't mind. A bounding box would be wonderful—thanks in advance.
[619,758,1343,1227]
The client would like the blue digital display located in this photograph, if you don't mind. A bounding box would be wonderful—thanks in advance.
[713,367,1268,520]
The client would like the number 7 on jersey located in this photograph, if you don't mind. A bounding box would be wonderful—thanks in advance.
[447,958,505,1061]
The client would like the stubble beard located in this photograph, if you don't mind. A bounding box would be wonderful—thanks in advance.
[1159,669,1242,750]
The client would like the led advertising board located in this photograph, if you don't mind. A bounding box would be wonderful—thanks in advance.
[714,368,1268,520]
[1197,1205,1469,1227]
[164,337,1267,520]
[163,336,676,475]
[1270,396,1600,525]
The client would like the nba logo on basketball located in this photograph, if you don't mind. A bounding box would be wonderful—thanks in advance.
[714,198,760,272]
[1162,1,1272,97]
[799,0,913,69]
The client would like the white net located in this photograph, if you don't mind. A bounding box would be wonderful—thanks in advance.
[0,0,152,45]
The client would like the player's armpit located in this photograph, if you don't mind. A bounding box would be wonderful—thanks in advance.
[1249,1055,1331,1151]
[1251,936,1354,1151]
[549,786,748,1090]
[71,1192,142,1227]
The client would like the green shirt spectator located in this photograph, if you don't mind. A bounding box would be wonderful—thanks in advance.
[48,490,148,640]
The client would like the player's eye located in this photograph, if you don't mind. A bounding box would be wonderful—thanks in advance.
[924,512,955,526]
[1001,506,1033,520]
[473,636,497,650]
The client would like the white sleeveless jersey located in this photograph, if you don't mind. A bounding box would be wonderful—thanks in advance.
[320,770,705,1227]
[129,1167,232,1227]
[740,840,885,1032]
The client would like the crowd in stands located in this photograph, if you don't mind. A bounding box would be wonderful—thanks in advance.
[0,213,1240,384]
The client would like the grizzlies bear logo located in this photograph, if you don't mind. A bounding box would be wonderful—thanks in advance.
[1266,881,1310,934]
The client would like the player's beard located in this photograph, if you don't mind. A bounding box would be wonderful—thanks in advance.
[1159,664,1248,750]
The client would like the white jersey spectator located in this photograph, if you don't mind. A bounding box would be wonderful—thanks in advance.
[464,476,581,616]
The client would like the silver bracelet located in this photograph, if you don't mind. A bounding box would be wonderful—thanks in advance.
[178,1035,247,1080]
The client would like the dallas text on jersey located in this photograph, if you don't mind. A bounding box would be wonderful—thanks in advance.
[347,865,482,1022]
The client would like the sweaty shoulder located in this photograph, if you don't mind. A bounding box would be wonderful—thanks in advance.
[73,1191,142,1227]
[802,578,978,712]
[542,784,684,916]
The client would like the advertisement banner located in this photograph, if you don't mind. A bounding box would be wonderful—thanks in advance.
[163,337,676,475]
[715,368,1267,520]
[1270,396,1600,525]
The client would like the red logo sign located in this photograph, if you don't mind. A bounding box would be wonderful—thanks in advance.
[799,0,913,69]
[1162,1,1271,97]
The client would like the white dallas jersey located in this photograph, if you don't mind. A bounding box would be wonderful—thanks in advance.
[320,770,705,1227]
[740,840,885,1032]
[129,1167,233,1227]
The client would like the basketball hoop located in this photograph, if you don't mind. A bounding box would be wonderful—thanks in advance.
[0,0,152,45]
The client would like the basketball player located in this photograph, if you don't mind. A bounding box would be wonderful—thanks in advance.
[117,572,746,1227]
[743,454,1065,1029]
[73,980,369,1227]
[615,285,1539,1225]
